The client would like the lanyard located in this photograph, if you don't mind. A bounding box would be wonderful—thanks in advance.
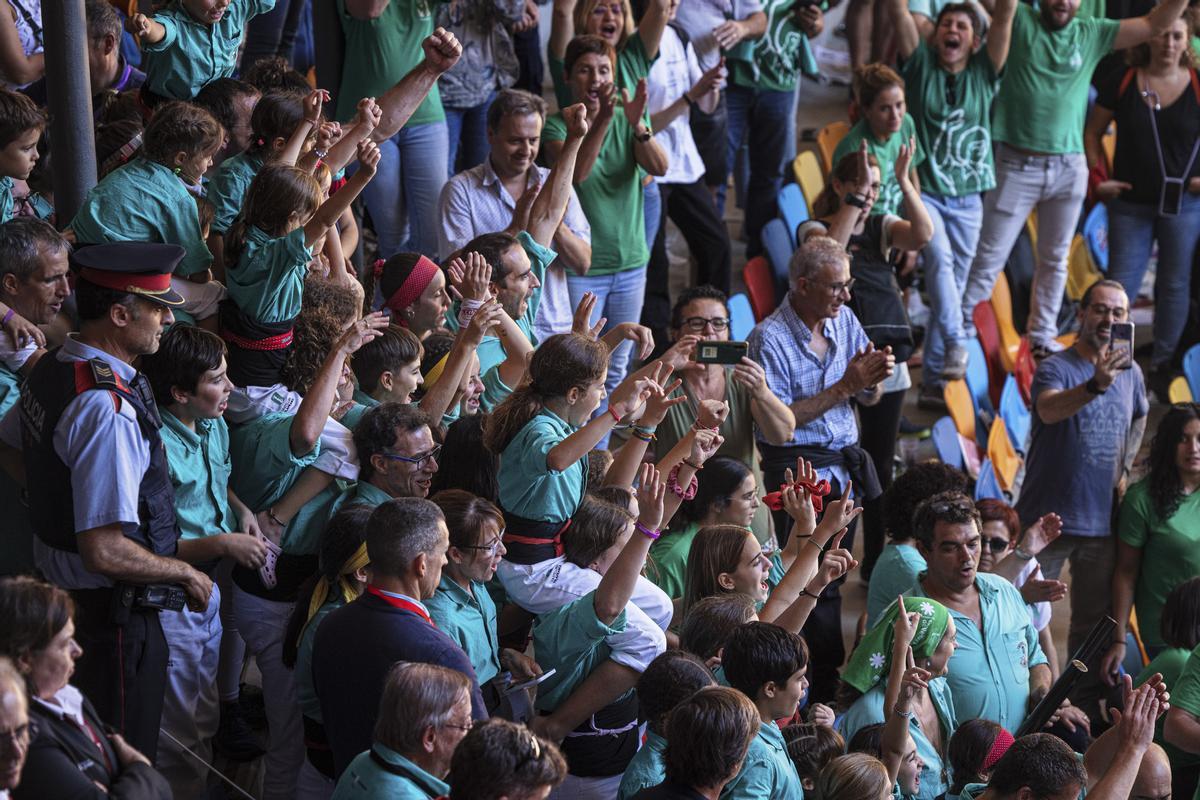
[366,586,435,626]
[1142,73,1200,216]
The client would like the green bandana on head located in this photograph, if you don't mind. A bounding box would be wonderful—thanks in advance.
[842,597,951,694]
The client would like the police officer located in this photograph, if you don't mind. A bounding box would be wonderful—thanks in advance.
[0,243,213,761]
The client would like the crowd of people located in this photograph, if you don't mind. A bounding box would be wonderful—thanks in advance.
[0,0,1196,798]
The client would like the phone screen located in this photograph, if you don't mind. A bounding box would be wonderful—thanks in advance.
[1162,180,1184,217]
[1110,322,1134,369]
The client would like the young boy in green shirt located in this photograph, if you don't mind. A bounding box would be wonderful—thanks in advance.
[0,89,45,224]
[140,325,270,798]
[128,0,275,102]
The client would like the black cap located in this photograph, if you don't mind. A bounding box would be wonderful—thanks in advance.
[71,242,186,307]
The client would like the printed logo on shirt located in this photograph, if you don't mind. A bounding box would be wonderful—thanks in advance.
[929,107,993,190]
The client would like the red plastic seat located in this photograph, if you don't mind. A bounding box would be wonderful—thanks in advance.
[743,257,778,321]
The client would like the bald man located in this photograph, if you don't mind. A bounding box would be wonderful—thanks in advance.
[1129,743,1171,800]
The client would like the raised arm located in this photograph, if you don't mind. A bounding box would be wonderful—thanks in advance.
[887,0,922,60]
[603,378,686,488]
[546,362,666,471]
[986,0,1017,72]
[762,491,860,624]
[636,0,671,60]
[625,79,670,177]
[1035,346,1128,425]
[420,300,507,422]
[321,97,382,173]
[650,58,726,139]
[304,140,380,247]
[374,29,462,141]
[1084,677,1163,800]
[126,12,166,46]
[1113,0,1190,52]
[528,104,589,247]
[549,0,579,61]
[887,138,934,251]
[595,464,665,622]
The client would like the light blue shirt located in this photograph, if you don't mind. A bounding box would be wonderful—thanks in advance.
[532,590,627,713]
[618,730,667,799]
[837,677,957,800]
[497,409,587,523]
[907,572,1047,730]
[0,336,157,589]
[721,720,805,800]
[747,296,871,489]
[160,411,237,541]
[331,743,449,800]
[425,575,502,686]
[866,544,927,628]
[227,226,312,325]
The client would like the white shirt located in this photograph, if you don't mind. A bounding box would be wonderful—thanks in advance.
[438,159,592,341]
[646,26,706,186]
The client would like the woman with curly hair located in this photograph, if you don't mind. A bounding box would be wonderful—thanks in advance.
[1103,403,1200,678]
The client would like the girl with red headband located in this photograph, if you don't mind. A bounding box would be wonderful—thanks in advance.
[365,251,453,340]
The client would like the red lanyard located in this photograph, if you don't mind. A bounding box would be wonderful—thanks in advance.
[366,586,435,627]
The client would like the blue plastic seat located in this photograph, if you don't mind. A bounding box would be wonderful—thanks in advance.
[729,293,755,341]
[964,337,993,417]
[998,374,1030,454]
[974,458,1005,500]
[932,416,963,470]
[1082,202,1108,274]
[1184,344,1200,400]
[761,217,794,298]
[777,184,808,247]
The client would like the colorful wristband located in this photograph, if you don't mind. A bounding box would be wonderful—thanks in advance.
[608,406,622,424]
[635,521,661,540]
[1,309,13,326]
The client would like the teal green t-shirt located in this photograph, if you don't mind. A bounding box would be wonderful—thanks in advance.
[0,178,13,223]
[70,158,213,277]
[728,0,820,92]
[334,0,443,125]
[159,411,237,541]
[831,115,924,216]
[532,589,628,712]
[227,226,312,324]
[496,409,588,523]
[1118,480,1200,648]
[646,521,701,601]
[1136,647,1200,775]
[866,543,927,628]
[900,42,1000,197]
[207,150,265,234]
[331,743,449,800]
[425,575,503,686]
[142,0,273,100]
[618,730,667,799]
[720,721,805,800]
[228,413,321,528]
[550,33,655,109]
[992,4,1119,154]
[543,110,648,274]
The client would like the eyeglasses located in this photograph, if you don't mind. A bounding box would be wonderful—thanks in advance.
[459,533,505,556]
[809,278,855,295]
[379,444,442,469]
[442,720,474,733]
[945,73,958,106]
[980,537,1011,553]
[1084,303,1128,319]
[682,316,730,332]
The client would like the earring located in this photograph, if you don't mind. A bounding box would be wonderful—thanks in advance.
[173,166,182,175]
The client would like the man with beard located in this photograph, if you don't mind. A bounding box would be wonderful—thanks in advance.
[957,0,1190,361]
[887,0,1015,403]
[1016,279,1147,720]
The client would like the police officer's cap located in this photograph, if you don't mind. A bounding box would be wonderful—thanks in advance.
[71,243,185,307]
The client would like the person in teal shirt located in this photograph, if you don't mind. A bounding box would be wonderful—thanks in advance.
[720,622,807,800]
[618,650,716,799]
[887,0,1013,388]
[426,490,542,713]
[905,492,1050,733]
[839,597,958,800]
[866,463,968,626]
[832,64,925,217]
[331,662,473,800]
[0,89,44,224]
[352,326,425,408]
[129,0,274,102]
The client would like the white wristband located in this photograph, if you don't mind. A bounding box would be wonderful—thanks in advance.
[457,298,485,328]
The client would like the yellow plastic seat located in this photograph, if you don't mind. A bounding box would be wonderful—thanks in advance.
[989,273,1021,373]
[1169,376,1194,403]
[792,150,826,216]
[987,417,1020,491]
[943,379,976,442]
[817,121,850,175]
[1066,234,1103,302]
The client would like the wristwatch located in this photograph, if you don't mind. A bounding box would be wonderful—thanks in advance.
[844,192,868,209]
[1085,377,1106,395]
[634,126,653,143]
[1013,546,1034,561]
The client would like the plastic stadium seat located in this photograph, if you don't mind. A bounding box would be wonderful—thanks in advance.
[972,301,1007,409]
[932,417,963,469]
[792,150,825,217]
[1082,202,1108,274]
[987,417,1020,491]
[1184,345,1200,399]
[817,121,850,175]
[990,272,1022,373]
[743,257,777,322]
[729,293,755,341]
[761,217,794,298]
[964,337,994,416]
[776,184,808,247]
[1066,233,1102,302]
[1013,337,1036,407]
[975,458,1005,500]
[943,379,976,442]
[998,374,1031,453]
[1169,375,1194,404]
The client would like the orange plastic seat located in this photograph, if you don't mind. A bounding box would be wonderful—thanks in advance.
[943,379,976,442]
[989,272,1021,373]
[986,417,1020,491]
[817,121,850,175]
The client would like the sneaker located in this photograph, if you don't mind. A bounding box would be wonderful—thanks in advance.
[941,345,969,381]
[917,383,948,413]
[1030,339,1066,362]
[214,701,265,762]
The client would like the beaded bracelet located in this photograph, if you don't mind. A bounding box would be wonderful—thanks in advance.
[635,521,661,540]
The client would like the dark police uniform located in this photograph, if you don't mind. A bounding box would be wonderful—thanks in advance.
[6,243,186,760]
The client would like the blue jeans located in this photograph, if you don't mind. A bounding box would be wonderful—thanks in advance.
[1105,194,1200,368]
[444,91,496,175]
[922,191,983,380]
[643,180,661,260]
[722,85,794,258]
[357,121,450,259]
[567,266,648,446]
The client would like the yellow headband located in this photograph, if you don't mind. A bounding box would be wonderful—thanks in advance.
[303,542,370,632]
[423,353,451,390]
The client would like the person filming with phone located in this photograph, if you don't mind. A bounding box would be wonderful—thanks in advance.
[1015,278,1148,721]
